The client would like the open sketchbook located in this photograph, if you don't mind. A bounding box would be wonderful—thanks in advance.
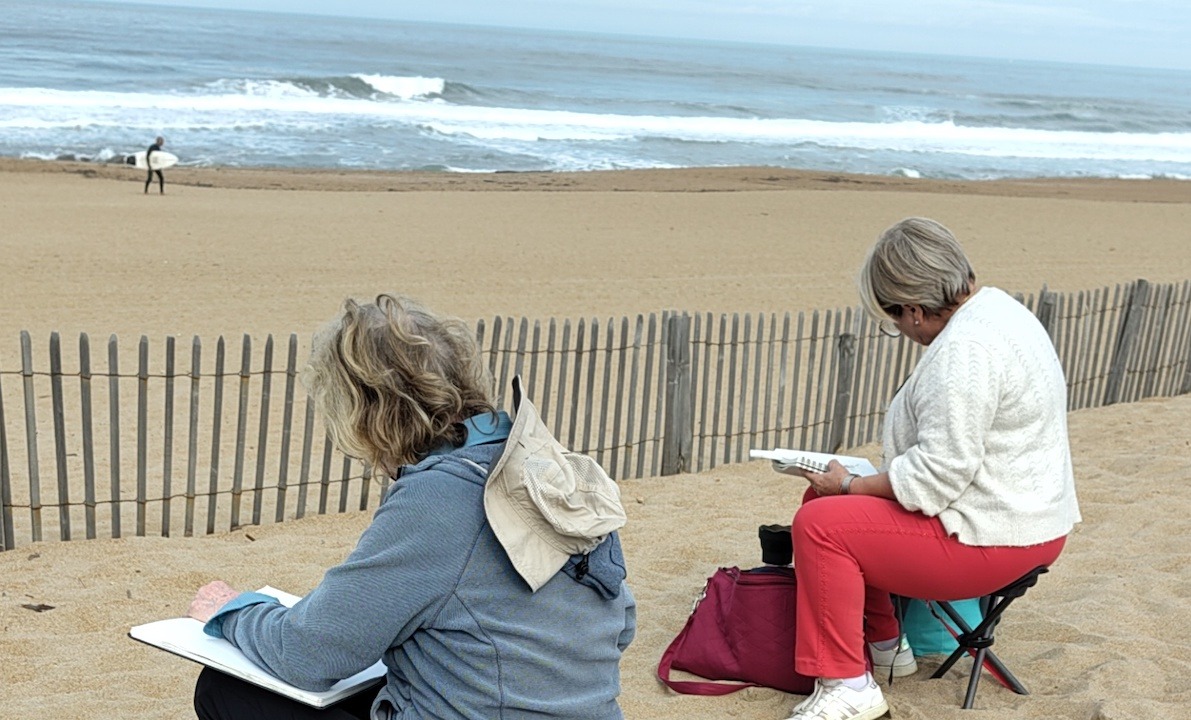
[129,586,386,708]
[750,448,879,477]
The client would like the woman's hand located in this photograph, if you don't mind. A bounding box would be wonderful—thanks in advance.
[804,460,851,496]
[187,580,240,623]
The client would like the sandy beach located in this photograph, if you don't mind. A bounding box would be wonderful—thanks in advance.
[1,159,1190,720]
[2,158,1190,347]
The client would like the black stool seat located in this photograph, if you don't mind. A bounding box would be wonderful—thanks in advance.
[930,565,1049,709]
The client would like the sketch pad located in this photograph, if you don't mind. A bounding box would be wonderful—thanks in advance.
[750,448,879,476]
[129,586,385,708]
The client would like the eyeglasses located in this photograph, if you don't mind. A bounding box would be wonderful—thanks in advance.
[878,305,902,338]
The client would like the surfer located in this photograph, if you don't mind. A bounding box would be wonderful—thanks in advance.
[144,136,166,195]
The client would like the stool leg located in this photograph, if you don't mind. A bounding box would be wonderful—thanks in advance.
[963,647,987,709]
[980,650,1029,695]
[931,645,966,679]
[930,600,971,679]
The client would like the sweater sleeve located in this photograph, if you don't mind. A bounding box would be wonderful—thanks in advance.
[202,591,279,638]
[889,339,1002,516]
[215,469,481,691]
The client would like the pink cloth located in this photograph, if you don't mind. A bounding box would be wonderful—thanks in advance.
[791,486,1065,678]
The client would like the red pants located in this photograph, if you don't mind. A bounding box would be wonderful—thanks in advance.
[791,487,1066,678]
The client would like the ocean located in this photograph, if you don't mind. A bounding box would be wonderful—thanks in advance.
[3,0,1191,180]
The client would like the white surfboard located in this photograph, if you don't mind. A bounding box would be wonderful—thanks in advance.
[131,150,178,170]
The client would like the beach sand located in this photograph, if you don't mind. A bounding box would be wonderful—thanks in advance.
[1,159,1189,719]
[2,158,1190,346]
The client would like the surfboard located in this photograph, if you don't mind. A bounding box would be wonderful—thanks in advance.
[130,150,178,170]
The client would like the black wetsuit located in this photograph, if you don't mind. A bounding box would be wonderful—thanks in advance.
[145,142,165,194]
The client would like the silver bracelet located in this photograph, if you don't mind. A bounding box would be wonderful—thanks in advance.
[840,473,860,495]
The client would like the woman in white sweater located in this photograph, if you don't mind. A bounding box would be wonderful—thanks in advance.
[782,217,1081,720]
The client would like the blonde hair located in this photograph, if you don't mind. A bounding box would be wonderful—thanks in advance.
[858,217,975,322]
[301,294,495,475]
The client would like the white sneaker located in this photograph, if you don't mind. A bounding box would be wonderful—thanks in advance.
[783,678,889,720]
[870,635,918,678]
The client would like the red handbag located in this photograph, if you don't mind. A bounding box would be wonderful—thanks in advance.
[657,566,814,696]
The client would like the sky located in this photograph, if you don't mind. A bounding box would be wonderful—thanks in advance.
[86,0,1191,71]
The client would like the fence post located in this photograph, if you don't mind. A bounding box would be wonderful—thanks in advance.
[827,333,857,453]
[136,336,149,537]
[108,336,122,538]
[661,313,693,476]
[50,332,71,541]
[1182,336,1191,395]
[0,366,11,551]
[1104,280,1149,406]
[1035,286,1058,343]
[20,331,42,543]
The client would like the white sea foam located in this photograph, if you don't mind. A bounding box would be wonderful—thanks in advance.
[212,79,320,98]
[354,75,444,99]
[4,83,1191,175]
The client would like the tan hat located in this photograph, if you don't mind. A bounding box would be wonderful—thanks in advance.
[484,376,627,592]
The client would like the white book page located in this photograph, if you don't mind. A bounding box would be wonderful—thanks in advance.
[750,448,879,476]
[129,586,385,708]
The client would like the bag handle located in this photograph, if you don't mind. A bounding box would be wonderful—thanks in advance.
[656,607,759,696]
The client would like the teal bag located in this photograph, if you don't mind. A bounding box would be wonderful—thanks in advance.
[900,597,983,656]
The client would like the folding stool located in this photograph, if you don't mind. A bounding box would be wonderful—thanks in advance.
[929,565,1050,709]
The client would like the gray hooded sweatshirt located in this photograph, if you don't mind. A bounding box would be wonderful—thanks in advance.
[206,438,635,719]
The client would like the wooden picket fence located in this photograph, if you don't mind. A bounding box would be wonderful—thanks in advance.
[1,278,1189,551]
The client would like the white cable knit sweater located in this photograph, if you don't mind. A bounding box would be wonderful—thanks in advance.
[883,287,1081,546]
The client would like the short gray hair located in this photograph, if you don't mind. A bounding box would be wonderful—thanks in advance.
[300,294,495,475]
[858,217,975,322]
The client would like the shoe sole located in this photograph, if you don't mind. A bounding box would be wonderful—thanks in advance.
[873,660,918,678]
[784,697,890,720]
[854,700,891,720]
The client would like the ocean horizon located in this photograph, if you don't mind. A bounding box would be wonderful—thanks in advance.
[3,0,1191,181]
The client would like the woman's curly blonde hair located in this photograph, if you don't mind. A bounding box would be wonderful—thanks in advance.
[301,294,496,475]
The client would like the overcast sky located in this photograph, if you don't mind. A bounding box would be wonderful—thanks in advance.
[87,0,1191,70]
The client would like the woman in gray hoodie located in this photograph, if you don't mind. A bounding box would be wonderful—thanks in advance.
[187,294,636,720]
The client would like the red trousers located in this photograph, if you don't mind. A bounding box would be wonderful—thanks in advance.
[791,487,1066,678]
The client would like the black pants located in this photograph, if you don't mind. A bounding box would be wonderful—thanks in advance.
[193,668,379,720]
[145,169,164,193]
